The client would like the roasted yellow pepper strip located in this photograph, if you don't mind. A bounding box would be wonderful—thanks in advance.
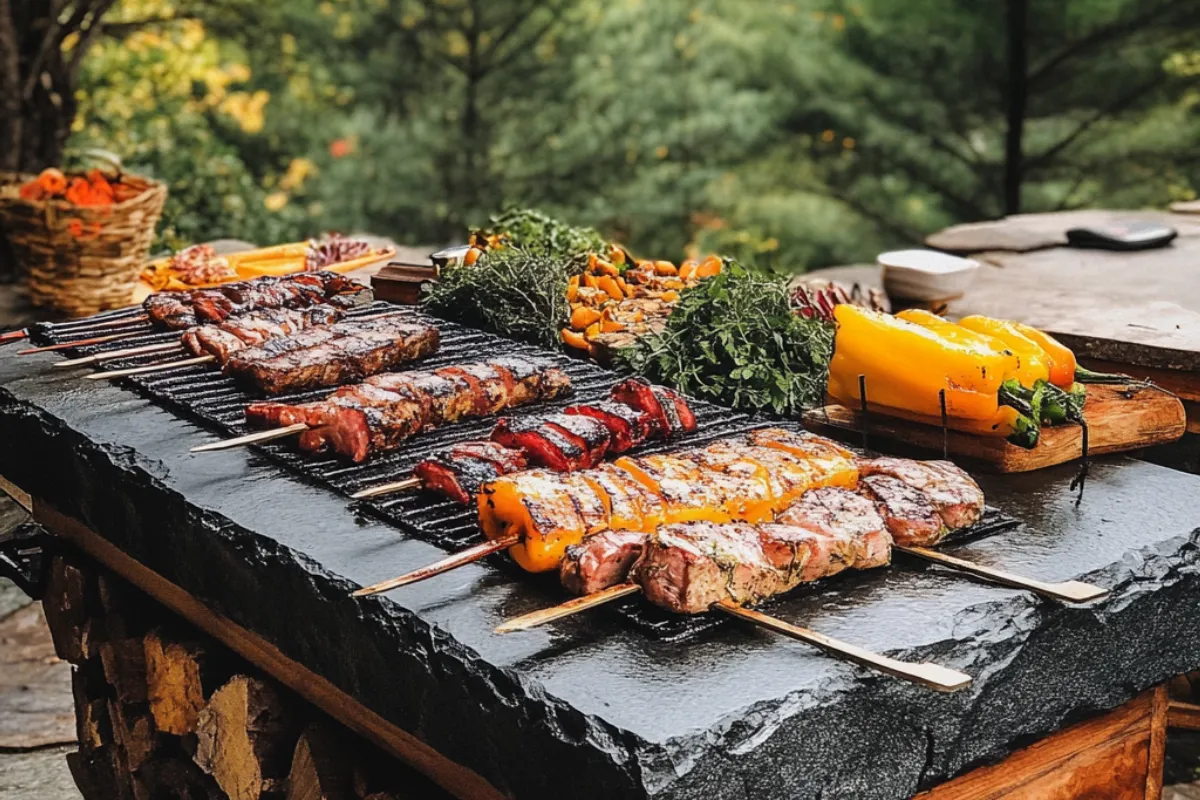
[830,306,1010,420]
[956,315,1051,387]
[1009,322,1077,389]
[895,309,1029,385]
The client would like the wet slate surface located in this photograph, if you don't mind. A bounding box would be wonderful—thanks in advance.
[3,348,1200,799]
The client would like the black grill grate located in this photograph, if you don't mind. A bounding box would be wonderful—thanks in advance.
[32,302,1018,640]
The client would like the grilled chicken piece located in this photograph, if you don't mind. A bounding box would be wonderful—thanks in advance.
[858,458,984,531]
[561,529,649,595]
[478,471,609,572]
[412,441,528,505]
[180,305,344,361]
[492,413,610,471]
[224,314,440,395]
[245,359,570,462]
[858,475,946,547]
[565,401,651,453]
[610,378,697,437]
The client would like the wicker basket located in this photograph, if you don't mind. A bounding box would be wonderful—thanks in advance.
[0,172,167,317]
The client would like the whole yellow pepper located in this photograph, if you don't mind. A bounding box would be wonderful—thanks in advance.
[895,309,1034,386]
[830,306,1012,420]
[956,315,1051,386]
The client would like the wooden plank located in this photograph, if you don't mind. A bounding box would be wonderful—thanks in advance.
[917,688,1161,799]
[804,384,1186,473]
[1168,700,1200,731]
[1081,358,1200,403]
[1148,686,1169,799]
[29,498,506,800]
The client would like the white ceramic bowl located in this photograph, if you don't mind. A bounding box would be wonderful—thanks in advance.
[878,249,979,302]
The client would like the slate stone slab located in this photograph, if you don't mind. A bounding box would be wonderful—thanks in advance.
[3,347,1200,799]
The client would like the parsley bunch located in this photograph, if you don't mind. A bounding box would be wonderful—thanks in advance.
[619,263,834,416]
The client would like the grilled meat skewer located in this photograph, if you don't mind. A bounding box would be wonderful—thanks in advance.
[245,357,572,462]
[179,305,346,361]
[413,442,529,505]
[144,271,370,329]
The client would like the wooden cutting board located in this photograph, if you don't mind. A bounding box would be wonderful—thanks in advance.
[802,384,1186,473]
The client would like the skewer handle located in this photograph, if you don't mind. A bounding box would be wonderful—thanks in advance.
[86,355,215,379]
[18,331,138,354]
[350,477,422,500]
[55,341,181,368]
[352,534,522,597]
[0,329,28,344]
[714,601,973,692]
[897,546,1108,604]
[495,583,642,633]
[190,423,310,453]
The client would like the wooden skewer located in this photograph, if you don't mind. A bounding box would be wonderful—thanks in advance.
[896,545,1107,603]
[350,477,423,499]
[495,583,642,633]
[0,329,29,344]
[351,534,521,597]
[18,331,138,354]
[54,342,180,368]
[713,602,972,692]
[190,423,310,453]
[85,355,215,380]
[84,313,150,329]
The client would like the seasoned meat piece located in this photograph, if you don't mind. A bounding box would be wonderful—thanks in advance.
[634,522,780,613]
[859,474,946,547]
[561,529,648,595]
[611,378,696,437]
[565,401,651,453]
[776,488,892,572]
[492,417,592,472]
[143,272,369,330]
[858,458,984,531]
[181,306,345,360]
[545,414,610,462]
[413,442,527,505]
[181,326,245,361]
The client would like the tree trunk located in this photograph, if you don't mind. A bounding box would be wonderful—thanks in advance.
[0,0,23,172]
[1003,0,1028,216]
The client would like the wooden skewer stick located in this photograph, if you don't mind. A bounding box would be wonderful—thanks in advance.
[85,355,215,380]
[352,534,522,597]
[18,331,138,354]
[0,329,29,344]
[190,423,310,453]
[714,602,972,692]
[496,583,642,633]
[83,313,150,329]
[54,342,181,368]
[896,545,1107,603]
[350,477,423,499]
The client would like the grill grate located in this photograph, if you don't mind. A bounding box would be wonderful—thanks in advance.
[33,302,1018,640]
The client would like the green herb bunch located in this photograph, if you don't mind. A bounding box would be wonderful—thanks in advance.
[422,245,577,350]
[485,207,607,260]
[619,262,835,416]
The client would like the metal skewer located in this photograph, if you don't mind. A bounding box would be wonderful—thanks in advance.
[190,423,310,453]
[85,355,215,380]
[18,331,139,354]
[351,534,521,597]
[54,342,181,368]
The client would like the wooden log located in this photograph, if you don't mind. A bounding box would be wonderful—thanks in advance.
[194,675,301,800]
[107,697,158,772]
[287,722,355,800]
[144,628,208,736]
[99,637,150,705]
[42,554,95,663]
[71,662,111,751]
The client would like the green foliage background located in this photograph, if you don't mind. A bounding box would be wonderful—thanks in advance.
[71,0,1200,268]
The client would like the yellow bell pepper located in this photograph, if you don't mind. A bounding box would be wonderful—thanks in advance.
[956,316,1051,386]
[830,306,1011,420]
[895,309,1029,385]
[1010,322,1077,389]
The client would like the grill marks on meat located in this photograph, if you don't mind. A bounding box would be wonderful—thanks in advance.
[143,271,370,330]
[566,401,651,452]
[180,305,344,361]
[492,413,610,471]
[611,378,696,437]
[632,490,892,614]
[859,475,945,547]
[223,314,440,395]
[414,441,528,505]
[245,357,571,462]
[857,458,984,532]
[561,529,649,595]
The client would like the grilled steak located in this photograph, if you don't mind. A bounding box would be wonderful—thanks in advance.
[858,458,984,531]
[180,305,344,361]
[144,271,370,329]
[246,358,571,462]
[223,314,440,395]
[413,441,528,505]
[775,488,892,573]
[858,474,945,547]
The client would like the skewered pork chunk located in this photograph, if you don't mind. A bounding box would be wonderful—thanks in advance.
[857,458,984,531]
[180,305,344,361]
[561,529,649,595]
[492,413,610,471]
[144,271,370,329]
[858,475,946,547]
[413,441,528,505]
[774,488,892,575]
[245,358,570,462]
[565,401,651,452]
[611,378,697,437]
[224,314,440,395]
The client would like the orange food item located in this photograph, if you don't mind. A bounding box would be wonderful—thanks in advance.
[696,255,723,278]
[653,260,678,276]
[678,259,699,281]
[464,247,482,266]
[609,244,626,266]
[567,275,580,302]
[596,275,624,301]
[570,306,602,330]
[561,328,589,350]
[661,290,680,303]
[478,472,609,572]
[585,321,602,340]
[582,273,599,289]
[37,168,68,195]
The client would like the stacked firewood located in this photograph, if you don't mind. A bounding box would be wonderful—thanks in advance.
[41,550,446,800]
